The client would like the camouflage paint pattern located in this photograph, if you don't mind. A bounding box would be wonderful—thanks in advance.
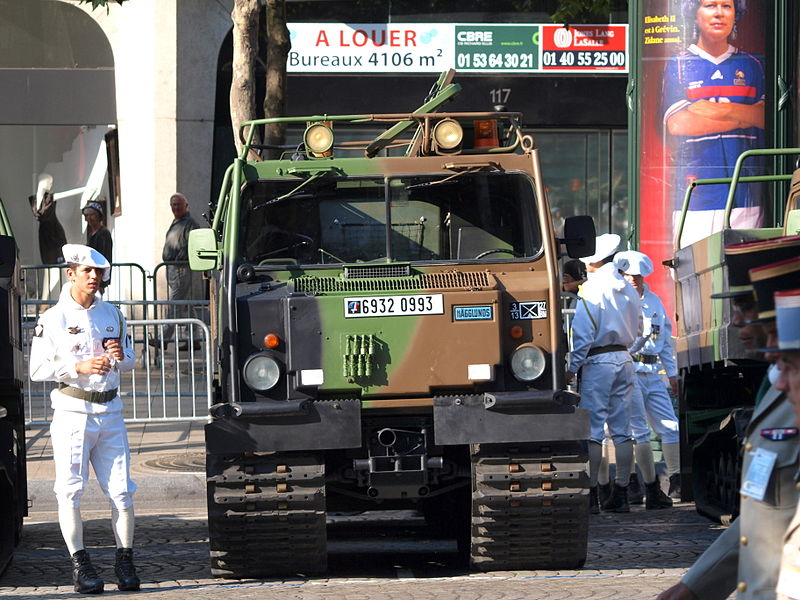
[197,130,568,406]
[674,227,780,368]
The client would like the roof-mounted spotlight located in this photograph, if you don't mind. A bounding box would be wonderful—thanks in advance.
[432,118,463,153]
[304,122,334,157]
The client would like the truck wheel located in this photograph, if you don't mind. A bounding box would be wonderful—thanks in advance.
[467,441,589,571]
[206,452,327,578]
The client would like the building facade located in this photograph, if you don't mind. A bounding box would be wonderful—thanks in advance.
[0,0,629,287]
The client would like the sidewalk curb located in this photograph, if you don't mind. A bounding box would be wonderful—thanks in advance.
[27,473,207,513]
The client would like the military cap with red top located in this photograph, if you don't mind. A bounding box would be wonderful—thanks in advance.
[775,288,800,351]
[711,234,800,299]
[748,255,800,322]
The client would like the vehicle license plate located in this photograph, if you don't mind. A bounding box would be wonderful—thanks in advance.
[344,294,444,318]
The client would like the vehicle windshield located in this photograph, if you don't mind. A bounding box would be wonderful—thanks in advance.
[240,171,541,265]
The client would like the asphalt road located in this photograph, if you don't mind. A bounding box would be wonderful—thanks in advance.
[0,503,728,599]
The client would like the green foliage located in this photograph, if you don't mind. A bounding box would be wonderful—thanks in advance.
[77,0,129,12]
[551,0,626,25]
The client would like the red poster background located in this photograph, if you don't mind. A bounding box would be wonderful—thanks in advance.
[637,0,766,320]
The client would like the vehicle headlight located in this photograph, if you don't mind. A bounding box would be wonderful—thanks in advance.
[510,345,546,382]
[304,122,334,156]
[432,118,463,151]
[243,354,281,391]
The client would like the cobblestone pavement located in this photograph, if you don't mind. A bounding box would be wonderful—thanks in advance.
[0,503,728,599]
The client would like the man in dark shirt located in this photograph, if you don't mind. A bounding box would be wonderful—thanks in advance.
[155,193,200,348]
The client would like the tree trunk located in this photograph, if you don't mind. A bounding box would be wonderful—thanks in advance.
[230,0,260,157]
[264,0,290,160]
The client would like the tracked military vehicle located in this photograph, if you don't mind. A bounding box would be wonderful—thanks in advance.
[671,148,800,521]
[0,198,26,575]
[189,71,595,577]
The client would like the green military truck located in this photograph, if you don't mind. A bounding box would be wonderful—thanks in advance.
[671,148,800,521]
[189,72,596,577]
[0,198,27,575]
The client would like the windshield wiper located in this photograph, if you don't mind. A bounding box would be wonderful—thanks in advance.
[405,164,491,191]
[252,171,331,211]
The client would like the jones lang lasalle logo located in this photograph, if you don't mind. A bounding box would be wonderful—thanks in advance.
[553,26,615,49]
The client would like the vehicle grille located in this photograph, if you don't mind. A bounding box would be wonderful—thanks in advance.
[344,264,410,279]
[293,271,491,294]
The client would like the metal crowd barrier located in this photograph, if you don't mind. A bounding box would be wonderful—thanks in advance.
[20,261,213,424]
[23,317,212,425]
[20,262,150,320]
[561,291,578,351]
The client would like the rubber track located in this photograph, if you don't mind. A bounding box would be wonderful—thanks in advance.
[470,441,590,571]
[206,452,327,578]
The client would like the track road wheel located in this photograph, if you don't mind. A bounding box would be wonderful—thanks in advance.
[206,452,327,578]
[468,442,589,571]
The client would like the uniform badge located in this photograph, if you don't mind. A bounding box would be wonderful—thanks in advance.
[760,427,798,441]
[734,70,746,86]
[67,326,83,334]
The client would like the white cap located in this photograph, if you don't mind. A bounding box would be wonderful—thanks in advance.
[579,233,621,265]
[62,244,111,282]
[614,250,653,277]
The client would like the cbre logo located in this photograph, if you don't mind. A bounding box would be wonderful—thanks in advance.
[457,31,493,43]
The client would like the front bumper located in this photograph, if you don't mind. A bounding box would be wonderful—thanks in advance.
[205,390,588,454]
[433,390,589,445]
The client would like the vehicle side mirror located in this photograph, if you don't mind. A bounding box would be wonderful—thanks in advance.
[560,216,596,258]
[188,228,220,271]
[0,235,17,278]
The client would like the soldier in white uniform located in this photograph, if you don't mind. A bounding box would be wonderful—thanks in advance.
[567,233,642,514]
[657,242,800,600]
[29,244,141,594]
[615,250,679,510]
[775,285,800,600]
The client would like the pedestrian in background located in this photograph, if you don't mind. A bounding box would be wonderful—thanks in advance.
[615,250,679,508]
[82,200,112,293]
[566,233,642,514]
[29,244,140,594]
[154,193,200,349]
[562,258,587,294]
[82,201,112,265]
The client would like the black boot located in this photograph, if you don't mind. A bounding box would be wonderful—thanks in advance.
[70,549,104,594]
[602,483,630,513]
[598,483,612,507]
[589,486,600,514]
[627,473,644,505]
[668,473,682,500]
[645,481,674,509]
[114,548,141,591]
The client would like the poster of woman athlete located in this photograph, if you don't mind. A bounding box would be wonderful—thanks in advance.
[638,0,766,261]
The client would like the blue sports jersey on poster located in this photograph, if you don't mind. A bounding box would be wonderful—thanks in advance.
[662,44,765,211]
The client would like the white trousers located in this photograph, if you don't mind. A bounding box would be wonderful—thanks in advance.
[629,372,680,445]
[50,409,136,509]
[579,352,634,444]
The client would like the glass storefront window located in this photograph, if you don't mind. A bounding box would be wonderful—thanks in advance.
[531,128,628,238]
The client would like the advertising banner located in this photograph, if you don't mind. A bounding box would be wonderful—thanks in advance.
[636,0,767,308]
[539,24,627,72]
[287,23,628,74]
